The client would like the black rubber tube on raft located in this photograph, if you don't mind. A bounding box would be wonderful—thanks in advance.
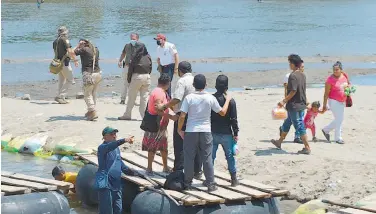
[1,191,70,214]
[131,190,281,214]
[75,164,141,213]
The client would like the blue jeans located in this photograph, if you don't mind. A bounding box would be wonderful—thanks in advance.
[161,63,175,98]
[98,189,122,214]
[281,109,306,137]
[212,133,236,174]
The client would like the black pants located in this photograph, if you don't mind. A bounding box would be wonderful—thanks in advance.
[161,63,174,98]
[173,113,202,173]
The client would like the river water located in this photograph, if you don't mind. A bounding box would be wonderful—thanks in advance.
[2,0,376,83]
[1,151,301,213]
[1,1,374,212]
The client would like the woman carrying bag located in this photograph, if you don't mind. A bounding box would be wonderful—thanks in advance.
[322,61,351,144]
[140,73,175,175]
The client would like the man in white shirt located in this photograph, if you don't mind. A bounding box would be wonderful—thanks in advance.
[157,61,201,177]
[178,74,231,192]
[154,33,179,98]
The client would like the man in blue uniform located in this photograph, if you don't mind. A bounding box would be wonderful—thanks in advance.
[97,127,135,214]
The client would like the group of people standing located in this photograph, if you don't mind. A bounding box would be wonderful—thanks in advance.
[272,54,350,155]
[51,26,351,213]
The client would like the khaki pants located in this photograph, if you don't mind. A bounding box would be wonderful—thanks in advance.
[121,66,129,101]
[83,72,102,112]
[123,73,150,118]
[57,65,74,99]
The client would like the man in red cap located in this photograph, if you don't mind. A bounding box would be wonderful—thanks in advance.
[154,33,179,98]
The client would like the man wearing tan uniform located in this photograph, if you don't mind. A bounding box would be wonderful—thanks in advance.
[72,39,102,121]
[53,26,79,104]
[118,33,139,104]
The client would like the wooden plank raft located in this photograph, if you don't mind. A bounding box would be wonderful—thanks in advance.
[163,152,289,197]
[1,185,31,196]
[78,154,209,205]
[78,154,154,189]
[134,150,271,199]
[1,176,57,192]
[121,152,251,202]
[1,171,73,190]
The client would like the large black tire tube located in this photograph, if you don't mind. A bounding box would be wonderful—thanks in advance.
[131,190,281,214]
[1,191,70,214]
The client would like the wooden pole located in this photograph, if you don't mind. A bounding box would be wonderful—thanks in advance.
[135,172,181,206]
[322,199,376,213]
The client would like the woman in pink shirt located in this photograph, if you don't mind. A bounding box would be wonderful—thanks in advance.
[322,61,349,144]
[141,74,175,174]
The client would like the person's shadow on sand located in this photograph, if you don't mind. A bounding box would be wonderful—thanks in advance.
[105,117,141,122]
[46,115,84,122]
[253,148,296,156]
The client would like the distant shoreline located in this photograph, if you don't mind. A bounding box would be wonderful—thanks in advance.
[2,67,376,100]
[3,54,376,64]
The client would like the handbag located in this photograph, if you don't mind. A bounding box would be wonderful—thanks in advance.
[94,152,119,189]
[49,37,67,75]
[342,72,353,107]
[140,103,162,132]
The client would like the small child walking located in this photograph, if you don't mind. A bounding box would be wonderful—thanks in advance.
[304,101,325,142]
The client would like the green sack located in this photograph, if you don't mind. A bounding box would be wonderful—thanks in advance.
[53,145,88,156]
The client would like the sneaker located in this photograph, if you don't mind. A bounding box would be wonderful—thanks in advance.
[118,116,131,120]
[120,100,125,104]
[294,138,303,144]
[297,148,311,155]
[207,183,218,192]
[184,183,194,191]
[193,171,203,180]
[55,97,67,104]
[322,130,330,142]
[87,111,98,121]
[336,140,345,144]
[312,137,318,142]
[230,173,240,187]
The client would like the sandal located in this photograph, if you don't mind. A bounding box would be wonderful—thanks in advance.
[271,139,281,149]
[162,168,172,173]
[146,169,154,176]
[322,130,330,142]
[297,148,311,155]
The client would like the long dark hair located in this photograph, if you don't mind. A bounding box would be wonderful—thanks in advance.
[130,42,149,65]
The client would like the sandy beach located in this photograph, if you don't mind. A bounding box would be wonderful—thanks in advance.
[2,85,375,206]
[2,65,376,100]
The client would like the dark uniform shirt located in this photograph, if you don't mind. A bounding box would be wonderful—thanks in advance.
[97,139,130,191]
[74,46,100,73]
[211,92,239,136]
[53,36,71,64]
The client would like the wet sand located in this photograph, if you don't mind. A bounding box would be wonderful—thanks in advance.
[2,86,376,207]
[2,67,376,100]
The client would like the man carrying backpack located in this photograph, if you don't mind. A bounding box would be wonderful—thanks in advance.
[52,26,78,104]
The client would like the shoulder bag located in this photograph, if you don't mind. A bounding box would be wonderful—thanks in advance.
[49,37,67,75]
[140,103,162,133]
[342,72,353,107]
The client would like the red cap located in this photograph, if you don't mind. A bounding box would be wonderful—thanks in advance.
[154,33,166,41]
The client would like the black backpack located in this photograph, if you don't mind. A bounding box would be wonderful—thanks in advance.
[163,170,185,191]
